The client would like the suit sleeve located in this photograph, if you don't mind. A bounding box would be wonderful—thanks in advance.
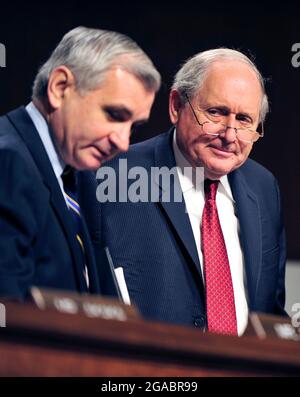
[0,150,42,300]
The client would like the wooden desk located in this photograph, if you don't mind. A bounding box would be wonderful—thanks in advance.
[0,302,299,376]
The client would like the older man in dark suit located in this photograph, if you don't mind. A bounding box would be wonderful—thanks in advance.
[97,49,286,336]
[0,26,160,300]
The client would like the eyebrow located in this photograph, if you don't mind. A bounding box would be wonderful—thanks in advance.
[104,105,133,118]
[104,105,149,126]
[208,105,254,121]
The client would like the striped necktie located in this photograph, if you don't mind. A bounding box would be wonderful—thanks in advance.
[62,166,89,288]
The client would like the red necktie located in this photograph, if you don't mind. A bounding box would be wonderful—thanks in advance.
[201,179,237,335]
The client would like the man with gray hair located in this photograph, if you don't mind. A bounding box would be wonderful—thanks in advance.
[0,26,160,300]
[98,48,286,336]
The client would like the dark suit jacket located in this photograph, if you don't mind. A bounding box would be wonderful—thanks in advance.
[0,106,103,299]
[98,130,286,328]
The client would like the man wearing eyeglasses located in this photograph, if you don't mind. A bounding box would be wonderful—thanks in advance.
[97,48,286,336]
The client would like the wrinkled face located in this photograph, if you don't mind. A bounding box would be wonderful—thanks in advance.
[170,61,262,179]
[48,67,155,170]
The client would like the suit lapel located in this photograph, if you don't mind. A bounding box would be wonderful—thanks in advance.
[228,168,262,307]
[154,131,202,277]
[7,107,89,292]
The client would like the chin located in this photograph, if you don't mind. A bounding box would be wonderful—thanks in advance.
[87,160,102,171]
[75,157,102,171]
[207,159,238,176]
[205,166,233,179]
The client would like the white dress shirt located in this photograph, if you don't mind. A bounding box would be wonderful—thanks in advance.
[173,130,248,335]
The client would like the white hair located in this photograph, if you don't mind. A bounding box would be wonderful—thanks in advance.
[32,26,161,99]
[172,48,269,123]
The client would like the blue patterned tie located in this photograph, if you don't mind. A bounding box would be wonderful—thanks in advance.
[62,166,88,287]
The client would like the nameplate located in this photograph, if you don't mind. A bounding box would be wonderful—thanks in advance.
[244,312,300,342]
[30,287,139,322]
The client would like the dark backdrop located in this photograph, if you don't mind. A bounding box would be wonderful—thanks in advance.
[0,0,299,258]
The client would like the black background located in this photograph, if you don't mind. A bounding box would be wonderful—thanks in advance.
[0,0,300,258]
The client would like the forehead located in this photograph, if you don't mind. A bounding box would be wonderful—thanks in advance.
[83,68,155,116]
[196,60,262,116]
[95,68,146,97]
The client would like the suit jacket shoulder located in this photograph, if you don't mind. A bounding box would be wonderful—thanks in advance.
[0,107,91,298]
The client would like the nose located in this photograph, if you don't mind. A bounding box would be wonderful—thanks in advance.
[218,126,237,143]
[109,125,131,153]
[219,115,238,143]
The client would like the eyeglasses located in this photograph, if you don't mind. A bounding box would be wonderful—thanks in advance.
[185,94,264,143]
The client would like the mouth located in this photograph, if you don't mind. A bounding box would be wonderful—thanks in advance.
[209,146,235,158]
[92,145,119,165]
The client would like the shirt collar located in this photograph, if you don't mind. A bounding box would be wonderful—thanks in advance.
[25,101,65,180]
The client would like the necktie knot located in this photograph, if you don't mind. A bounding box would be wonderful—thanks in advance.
[62,166,77,195]
[204,179,219,202]
[62,165,80,218]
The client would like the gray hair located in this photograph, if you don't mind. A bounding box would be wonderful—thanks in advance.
[32,26,161,99]
[172,48,269,123]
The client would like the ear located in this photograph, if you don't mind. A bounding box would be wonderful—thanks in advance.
[47,66,76,109]
[169,89,183,124]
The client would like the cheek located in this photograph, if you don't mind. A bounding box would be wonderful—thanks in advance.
[191,136,212,155]
[231,143,252,170]
[239,142,253,158]
[87,117,112,140]
[74,123,105,145]
[180,128,205,150]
